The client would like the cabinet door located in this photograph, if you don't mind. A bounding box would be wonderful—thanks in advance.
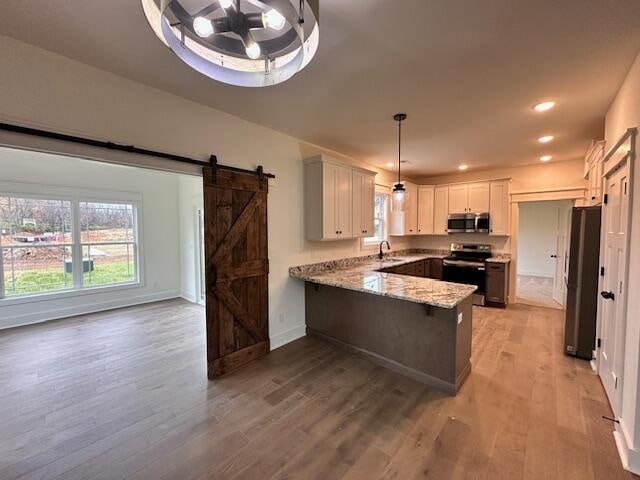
[336,165,353,237]
[430,258,444,279]
[489,180,510,236]
[352,171,364,237]
[417,186,435,235]
[486,263,508,306]
[594,159,603,205]
[405,182,418,235]
[322,163,339,239]
[448,184,468,213]
[468,182,490,212]
[433,186,449,234]
[362,174,375,236]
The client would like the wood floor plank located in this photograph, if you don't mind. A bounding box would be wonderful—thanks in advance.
[0,299,635,480]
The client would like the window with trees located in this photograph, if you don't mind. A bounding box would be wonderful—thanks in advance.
[0,194,139,299]
[363,191,390,245]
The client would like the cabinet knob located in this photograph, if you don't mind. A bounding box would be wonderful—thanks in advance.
[336,230,339,234]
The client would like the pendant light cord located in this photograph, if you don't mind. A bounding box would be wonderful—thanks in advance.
[397,118,402,184]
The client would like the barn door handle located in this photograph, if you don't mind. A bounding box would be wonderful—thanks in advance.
[601,291,615,301]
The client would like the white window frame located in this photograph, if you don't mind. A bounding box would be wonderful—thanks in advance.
[363,186,391,247]
[0,180,143,306]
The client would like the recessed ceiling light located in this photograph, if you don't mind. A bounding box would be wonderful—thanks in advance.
[458,165,468,171]
[385,162,394,168]
[533,101,556,112]
[540,155,552,162]
[538,135,555,143]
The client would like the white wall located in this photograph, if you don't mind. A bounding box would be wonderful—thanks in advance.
[0,35,411,348]
[0,147,182,329]
[177,175,203,303]
[604,50,640,473]
[517,201,571,277]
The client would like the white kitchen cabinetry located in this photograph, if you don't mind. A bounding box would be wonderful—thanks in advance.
[489,180,510,236]
[304,156,376,241]
[449,182,490,213]
[352,170,375,237]
[448,184,468,214]
[417,186,434,234]
[391,178,508,237]
[433,186,449,235]
[584,140,605,206]
[467,182,490,212]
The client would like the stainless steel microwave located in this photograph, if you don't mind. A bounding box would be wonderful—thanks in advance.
[447,213,490,234]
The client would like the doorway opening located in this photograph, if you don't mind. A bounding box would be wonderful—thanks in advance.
[516,199,574,309]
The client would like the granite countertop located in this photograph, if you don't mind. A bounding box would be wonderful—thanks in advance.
[289,251,477,309]
[486,256,511,263]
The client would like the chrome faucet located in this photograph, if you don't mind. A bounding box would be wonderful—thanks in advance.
[379,240,391,259]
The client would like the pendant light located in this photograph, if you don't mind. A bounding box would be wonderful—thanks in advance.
[392,113,407,212]
[141,0,320,88]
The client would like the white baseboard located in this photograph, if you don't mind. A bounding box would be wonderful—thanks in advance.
[0,290,181,330]
[270,323,306,350]
[517,271,554,278]
[180,290,198,304]
[614,419,640,474]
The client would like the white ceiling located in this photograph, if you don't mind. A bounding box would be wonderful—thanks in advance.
[1,0,639,176]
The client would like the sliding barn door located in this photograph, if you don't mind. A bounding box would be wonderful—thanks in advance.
[203,167,269,378]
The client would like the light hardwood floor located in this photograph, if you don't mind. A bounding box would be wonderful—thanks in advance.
[0,299,634,479]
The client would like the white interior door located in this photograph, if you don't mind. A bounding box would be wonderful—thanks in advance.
[552,202,572,306]
[599,164,630,413]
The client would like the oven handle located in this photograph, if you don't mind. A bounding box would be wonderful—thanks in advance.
[443,259,486,269]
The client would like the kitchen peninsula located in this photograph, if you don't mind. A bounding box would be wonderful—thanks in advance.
[290,251,477,394]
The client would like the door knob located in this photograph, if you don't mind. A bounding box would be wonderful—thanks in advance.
[601,291,615,301]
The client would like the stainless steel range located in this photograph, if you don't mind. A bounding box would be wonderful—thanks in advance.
[443,243,492,306]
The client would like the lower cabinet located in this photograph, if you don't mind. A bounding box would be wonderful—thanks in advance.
[381,258,443,279]
[428,258,443,280]
[485,262,509,307]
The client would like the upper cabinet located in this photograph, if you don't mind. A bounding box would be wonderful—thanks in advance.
[391,178,510,237]
[433,186,449,235]
[489,180,510,236]
[417,186,434,235]
[449,182,490,213]
[467,182,490,212]
[585,140,605,206]
[304,155,376,241]
[353,170,375,237]
[448,184,468,214]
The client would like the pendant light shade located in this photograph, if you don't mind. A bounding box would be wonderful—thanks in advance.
[391,113,407,212]
[392,186,406,212]
[141,0,320,88]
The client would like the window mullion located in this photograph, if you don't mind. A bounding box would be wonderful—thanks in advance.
[71,200,83,290]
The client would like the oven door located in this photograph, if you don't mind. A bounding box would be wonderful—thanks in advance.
[447,214,476,233]
[443,260,486,301]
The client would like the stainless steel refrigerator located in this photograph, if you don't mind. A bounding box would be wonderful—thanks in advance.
[564,206,601,359]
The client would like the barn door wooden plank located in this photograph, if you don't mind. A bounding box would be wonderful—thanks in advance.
[203,166,270,379]
[213,283,266,343]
